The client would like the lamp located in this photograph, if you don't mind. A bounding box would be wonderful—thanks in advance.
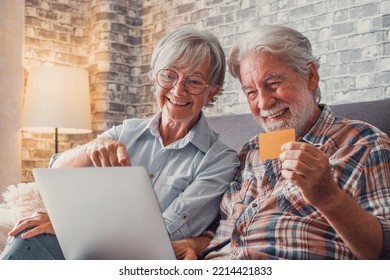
[22,65,92,153]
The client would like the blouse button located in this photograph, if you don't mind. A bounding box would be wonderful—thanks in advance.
[181,213,189,220]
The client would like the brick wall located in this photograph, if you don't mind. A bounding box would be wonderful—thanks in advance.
[141,0,390,115]
[21,0,389,181]
[88,0,145,132]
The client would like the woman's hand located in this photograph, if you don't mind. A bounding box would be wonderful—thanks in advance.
[51,138,131,168]
[8,211,55,239]
[88,138,131,167]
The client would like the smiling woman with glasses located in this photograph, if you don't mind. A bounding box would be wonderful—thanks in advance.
[1,26,240,260]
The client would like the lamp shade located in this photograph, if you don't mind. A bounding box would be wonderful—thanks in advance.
[22,65,92,134]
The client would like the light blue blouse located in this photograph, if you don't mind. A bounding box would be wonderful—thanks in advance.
[99,111,239,241]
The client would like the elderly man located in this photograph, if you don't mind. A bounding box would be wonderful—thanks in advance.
[173,24,390,260]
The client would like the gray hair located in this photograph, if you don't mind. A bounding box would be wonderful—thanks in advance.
[149,26,226,107]
[228,25,321,101]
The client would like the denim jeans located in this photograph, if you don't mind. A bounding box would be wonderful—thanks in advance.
[0,229,64,260]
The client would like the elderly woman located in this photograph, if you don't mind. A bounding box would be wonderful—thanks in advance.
[1,27,239,260]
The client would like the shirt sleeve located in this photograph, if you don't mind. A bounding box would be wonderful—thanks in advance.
[162,145,239,241]
[378,217,390,259]
[98,124,123,140]
[48,153,61,167]
[219,143,251,220]
[357,136,390,259]
[47,123,124,167]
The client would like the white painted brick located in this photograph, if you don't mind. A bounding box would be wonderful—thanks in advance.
[258,3,271,15]
[25,26,36,37]
[277,10,290,22]
[94,101,109,112]
[154,22,163,32]
[240,0,251,9]
[385,86,390,98]
[25,6,37,17]
[355,74,370,88]
[73,27,84,36]
[362,45,379,58]
[355,0,377,5]
[40,2,50,10]
[97,61,110,72]
[41,21,51,30]
[356,19,371,33]
[318,27,331,41]
[349,33,377,47]
[377,57,390,71]
[379,0,390,12]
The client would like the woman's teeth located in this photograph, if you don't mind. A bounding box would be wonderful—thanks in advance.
[169,99,189,106]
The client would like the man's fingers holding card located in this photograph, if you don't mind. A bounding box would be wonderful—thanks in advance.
[259,129,295,161]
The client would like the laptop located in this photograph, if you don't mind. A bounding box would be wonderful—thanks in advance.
[32,166,176,260]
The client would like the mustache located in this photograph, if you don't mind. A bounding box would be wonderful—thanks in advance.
[259,102,289,117]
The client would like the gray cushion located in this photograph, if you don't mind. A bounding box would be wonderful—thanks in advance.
[208,99,390,152]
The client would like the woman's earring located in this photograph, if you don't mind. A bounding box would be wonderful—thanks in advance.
[150,85,156,93]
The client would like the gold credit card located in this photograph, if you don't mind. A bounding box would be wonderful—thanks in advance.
[259,129,295,161]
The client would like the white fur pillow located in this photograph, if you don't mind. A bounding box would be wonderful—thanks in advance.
[0,204,13,254]
[2,182,46,224]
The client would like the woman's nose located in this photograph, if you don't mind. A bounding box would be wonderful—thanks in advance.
[170,78,188,96]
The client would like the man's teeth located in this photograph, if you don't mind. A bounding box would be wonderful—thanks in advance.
[266,108,287,118]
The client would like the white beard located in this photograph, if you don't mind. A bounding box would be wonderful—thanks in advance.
[254,88,318,138]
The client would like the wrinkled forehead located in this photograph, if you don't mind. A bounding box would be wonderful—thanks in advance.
[240,52,284,74]
[239,52,290,84]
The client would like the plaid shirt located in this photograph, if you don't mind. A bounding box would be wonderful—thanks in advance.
[206,105,390,259]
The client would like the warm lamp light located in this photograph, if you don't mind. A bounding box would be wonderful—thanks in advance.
[22,65,92,153]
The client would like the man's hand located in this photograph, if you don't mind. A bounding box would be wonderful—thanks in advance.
[172,236,211,260]
[8,211,55,239]
[279,142,383,259]
[88,138,131,167]
[279,142,342,211]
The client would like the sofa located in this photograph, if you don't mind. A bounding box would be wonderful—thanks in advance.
[0,99,389,255]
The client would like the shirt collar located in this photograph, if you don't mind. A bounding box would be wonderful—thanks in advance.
[301,104,336,146]
[146,111,162,137]
[145,111,214,152]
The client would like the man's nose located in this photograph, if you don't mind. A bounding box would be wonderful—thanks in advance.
[256,90,276,110]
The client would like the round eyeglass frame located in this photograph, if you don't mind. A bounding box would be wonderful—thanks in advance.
[156,69,209,95]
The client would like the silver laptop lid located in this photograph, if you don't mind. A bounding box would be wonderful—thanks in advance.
[33,166,176,260]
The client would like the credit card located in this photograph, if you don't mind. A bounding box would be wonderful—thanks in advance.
[259,128,295,160]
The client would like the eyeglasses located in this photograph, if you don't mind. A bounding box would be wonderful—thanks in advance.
[156,69,209,95]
